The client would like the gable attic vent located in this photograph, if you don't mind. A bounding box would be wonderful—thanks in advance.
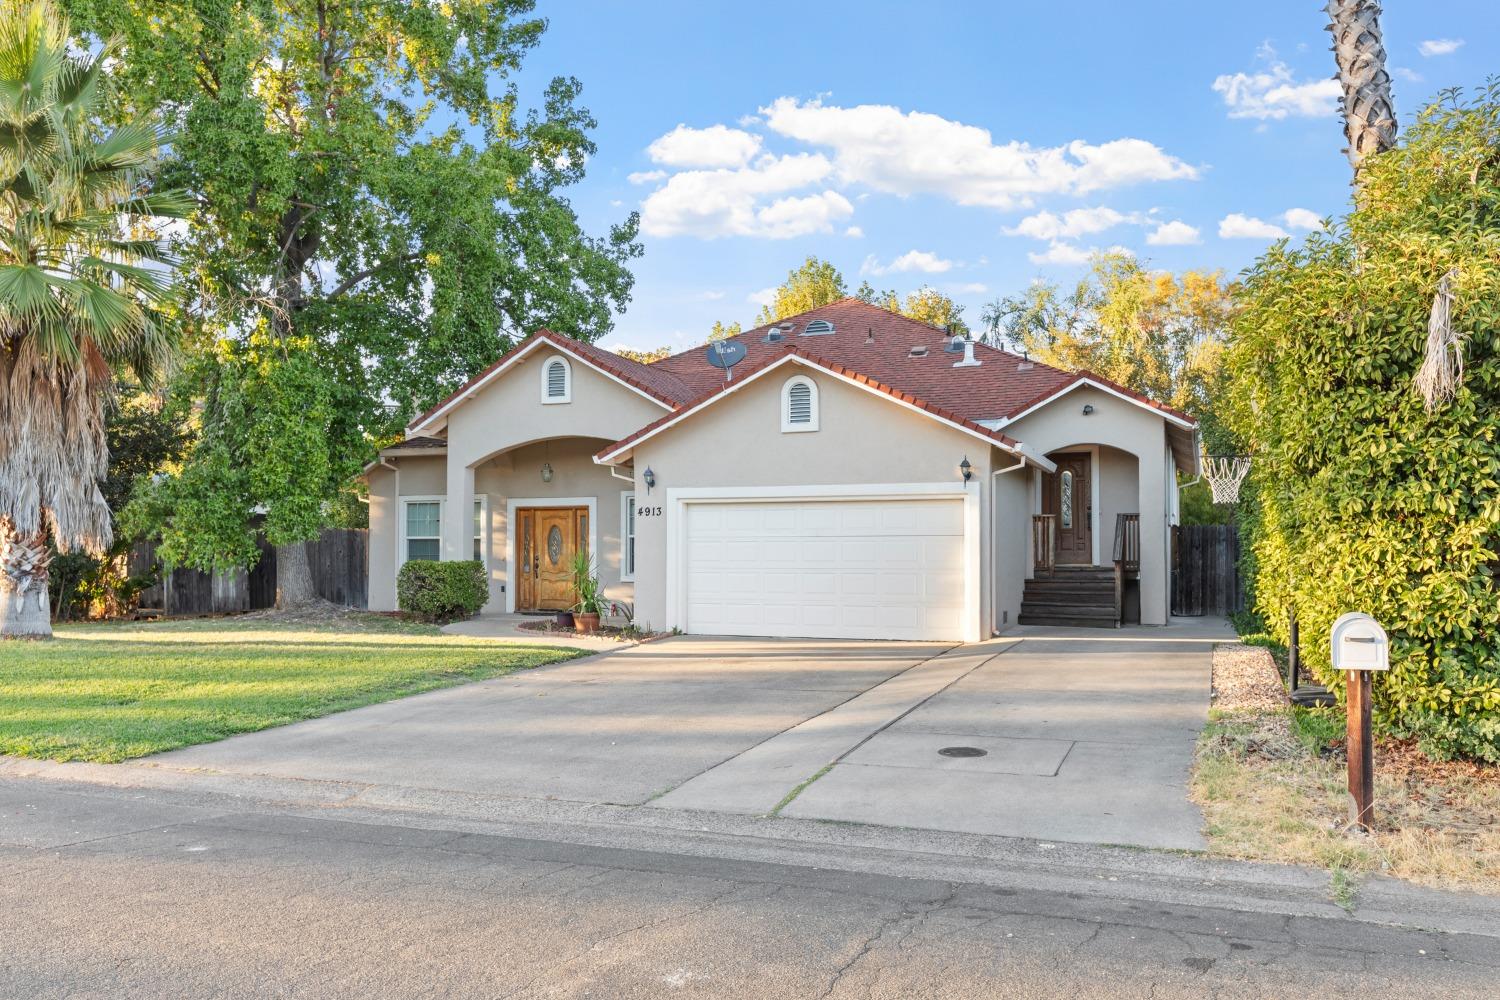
[801,319,834,336]
[908,345,929,358]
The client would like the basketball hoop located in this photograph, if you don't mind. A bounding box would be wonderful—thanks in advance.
[1203,455,1251,505]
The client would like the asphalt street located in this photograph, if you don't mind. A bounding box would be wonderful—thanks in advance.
[3,777,1496,999]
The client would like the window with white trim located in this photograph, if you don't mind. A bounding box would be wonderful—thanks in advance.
[472,497,488,563]
[541,356,571,403]
[781,375,818,432]
[403,500,442,563]
[620,493,636,580]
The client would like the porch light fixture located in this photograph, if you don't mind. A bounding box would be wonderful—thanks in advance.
[960,456,973,485]
[1082,404,1095,415]
[643,466,656,493]
[540,462,553,483]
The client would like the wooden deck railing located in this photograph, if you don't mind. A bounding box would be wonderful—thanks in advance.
[1032,514,1057,575]
[1112,513,1141,625]
[1112,513,1140,575]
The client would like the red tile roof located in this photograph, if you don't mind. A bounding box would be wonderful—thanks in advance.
[651,298,1080,420]
[406,299,1195,444]
[595,346,1031,463]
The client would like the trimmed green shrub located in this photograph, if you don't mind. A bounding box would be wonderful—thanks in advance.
[396,560,488,623]
[1226,87,1500,762]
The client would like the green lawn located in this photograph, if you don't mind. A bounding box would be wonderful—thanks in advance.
[0,613,582,763]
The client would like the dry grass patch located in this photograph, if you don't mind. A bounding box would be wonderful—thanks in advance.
[1192,643,1500,897]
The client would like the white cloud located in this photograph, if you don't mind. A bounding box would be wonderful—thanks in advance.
[844,225,864,238]
[639,153,853,238]
[1212,60,1340,120]
[948,282,989,295]
[1219,213,1289,239]
[1006,206,1135,241]
[1418,38,1464,57]
[627,169,666,185]
[862,249,955,275]
[1145,220,1201,245]
[752,191,856,239]
[1281,207,1323,231]
[759,97,1196,209]
[747,286,777,307]
[647,124,763,168]
[1028,242,1092,266]
[1393,66,1424,83]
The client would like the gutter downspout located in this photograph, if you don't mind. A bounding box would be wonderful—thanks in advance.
[990,456,1030,636]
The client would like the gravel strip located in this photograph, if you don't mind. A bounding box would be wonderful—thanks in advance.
[1211,643,1289,712]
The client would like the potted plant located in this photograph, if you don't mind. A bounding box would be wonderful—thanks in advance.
[570,549,605,632]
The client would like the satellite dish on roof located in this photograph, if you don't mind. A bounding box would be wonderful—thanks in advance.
[705,338,747,382]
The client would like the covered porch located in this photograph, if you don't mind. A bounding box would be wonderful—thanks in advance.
[1021,444,1149,627]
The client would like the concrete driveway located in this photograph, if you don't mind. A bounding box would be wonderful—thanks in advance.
[151,637,956,806]
[149,621,1228,849]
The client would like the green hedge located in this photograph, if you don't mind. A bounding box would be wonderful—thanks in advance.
[396,560,488,623]
[1226,88,1500,762]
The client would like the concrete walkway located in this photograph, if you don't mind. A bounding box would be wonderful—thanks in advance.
[439,611,640,651]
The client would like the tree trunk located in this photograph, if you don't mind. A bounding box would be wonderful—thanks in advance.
[274,540,319,609]
[1326,0,1397,176]
[0,522,53,638]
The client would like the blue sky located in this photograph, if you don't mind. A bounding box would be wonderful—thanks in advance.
[506,2,1497,353]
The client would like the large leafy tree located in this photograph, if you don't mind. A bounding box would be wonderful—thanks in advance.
[0,1,187,637]
[857,282,968,334]
[982,252,1233,433]
[66,0,642,605]
[1226,88,1500,761]
[754,256,847,324]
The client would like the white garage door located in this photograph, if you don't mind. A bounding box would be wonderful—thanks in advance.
[683,498,967,641]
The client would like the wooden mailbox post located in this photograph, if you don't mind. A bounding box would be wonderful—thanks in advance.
[1329,612,1390,831]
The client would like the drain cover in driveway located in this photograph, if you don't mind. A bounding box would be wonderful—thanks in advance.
[937,746,988,758]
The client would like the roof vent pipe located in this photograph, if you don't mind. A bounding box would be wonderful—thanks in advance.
[953,338,981,368]
[864,326,874,345]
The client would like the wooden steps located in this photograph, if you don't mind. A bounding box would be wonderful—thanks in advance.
[1018,566,1119,628]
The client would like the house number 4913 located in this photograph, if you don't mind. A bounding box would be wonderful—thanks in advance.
[637,505,663,517]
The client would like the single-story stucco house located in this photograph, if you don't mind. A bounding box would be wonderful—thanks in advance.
[363,298,1198,641]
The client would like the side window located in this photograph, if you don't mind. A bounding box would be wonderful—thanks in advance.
[620,493,636,580]
[781,375,818,433]
[542,357,571,404]
[403,500,442,563]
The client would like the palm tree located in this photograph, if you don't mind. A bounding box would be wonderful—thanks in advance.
[1326,0,1397,175]
[0,0,188,637]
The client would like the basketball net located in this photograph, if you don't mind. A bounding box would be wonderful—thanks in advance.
[1203,455,1251,505]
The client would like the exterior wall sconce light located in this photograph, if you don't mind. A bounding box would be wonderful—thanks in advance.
[960,456,973,485]
[540,462,553,483]
[643,467,656,493]
[1082,404,1095,415]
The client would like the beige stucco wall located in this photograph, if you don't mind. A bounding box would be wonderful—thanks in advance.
[1004,386,1174,624]
[474,438,634,612]
[1099,445,1140,545]
[990,449,1031,632]
[365,454,447,612]
[441,347,669,564]
[627,363,1001,638]
[367,465,398,611]
[366,346,667,613]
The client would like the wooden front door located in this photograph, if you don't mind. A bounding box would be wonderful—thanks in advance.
[1045,453,1093,565]
[516,506,588,611]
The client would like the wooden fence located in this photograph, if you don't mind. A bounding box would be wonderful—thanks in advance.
[133,528,368,616]
[1171,524,1245,617]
